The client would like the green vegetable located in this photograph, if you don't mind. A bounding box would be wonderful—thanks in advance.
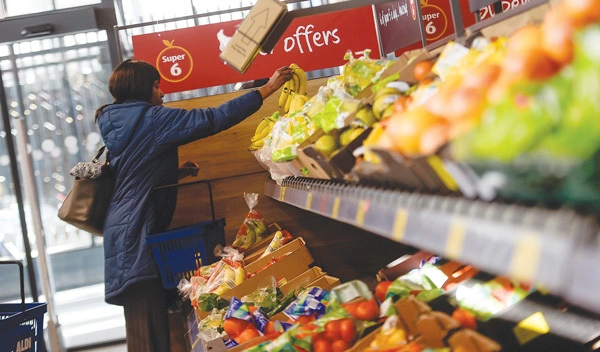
[197,293,229,312]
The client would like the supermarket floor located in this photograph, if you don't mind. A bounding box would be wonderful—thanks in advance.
[51,283,126,351]
[73,343,126,352]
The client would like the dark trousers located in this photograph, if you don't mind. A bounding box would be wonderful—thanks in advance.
[122,279,171,352]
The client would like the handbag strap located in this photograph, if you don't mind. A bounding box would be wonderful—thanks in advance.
[93,104,152,165]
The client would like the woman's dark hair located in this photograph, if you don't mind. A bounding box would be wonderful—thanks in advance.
[95,59,160,121]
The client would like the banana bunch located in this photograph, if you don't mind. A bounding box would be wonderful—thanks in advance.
[232,219,268,250]
[249,112,279,151]
[279,63,308,113]
[372,85,403,121]
[212,262,246,295]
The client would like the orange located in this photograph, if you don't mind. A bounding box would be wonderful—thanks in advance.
[541,7,574,67]
[506,25,543,55]
[444,86,486,122]
[234,327,260,344]
[413,60,435,82]
[460,63,502,90]
[387,106,446,155]
[420,124,450,155]
[502,47,560,82]
[563,0,600,28]
[223,318,250,339]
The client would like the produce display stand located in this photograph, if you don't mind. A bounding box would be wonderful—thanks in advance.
[0,260,47,352]
[264,177,600,314]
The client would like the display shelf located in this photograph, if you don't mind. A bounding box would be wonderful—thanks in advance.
[265,177,600,314]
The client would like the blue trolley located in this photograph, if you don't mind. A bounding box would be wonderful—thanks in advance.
[0,260,47,352]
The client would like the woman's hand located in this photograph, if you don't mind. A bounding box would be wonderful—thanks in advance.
[257,66,294,100]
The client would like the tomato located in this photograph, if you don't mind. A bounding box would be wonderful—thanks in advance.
[375,281,393,302]
[296,314,316,325]
[339,319,357,344]
[295,324,319,340]
[354,299,379,321]
[264,321,276,335]
[342,301,361,317]
[324,320,341,342]
[248,305,258,314]
[234,327,260,344]
[313,338,332,352]
[223,318,250,338]
[332,339,350,352]
[452,308,478,330]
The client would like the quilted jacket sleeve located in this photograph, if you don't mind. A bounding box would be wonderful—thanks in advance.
[151,90,262,149]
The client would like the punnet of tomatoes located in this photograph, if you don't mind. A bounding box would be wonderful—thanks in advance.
[343,298,380,321]
[312,318,357,352]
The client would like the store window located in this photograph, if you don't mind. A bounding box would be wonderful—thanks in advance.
[0,0,100,18]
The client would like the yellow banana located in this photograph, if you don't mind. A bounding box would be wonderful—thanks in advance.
[234,267,246,285]
[285,91,293,113]
[278,80,291,108]
[251,120,270,142]
[289,93,308,113]
[293,67,307,96]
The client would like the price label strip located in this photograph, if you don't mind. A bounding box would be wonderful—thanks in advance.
[446,218,466,259]
[332,198,341,219]
[279,187,287,202]
[305,192,313,210]
[392,208,408,242]
[510,232,542,283]
[356,200,369,226]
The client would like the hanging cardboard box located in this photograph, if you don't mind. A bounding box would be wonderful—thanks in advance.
[220,0,287,73]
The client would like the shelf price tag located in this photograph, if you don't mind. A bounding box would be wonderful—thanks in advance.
[446,218,466,259]
[392,208,408,242]
[510,232,541,283]
[332,198,341,219]
[356,200,369,226]
[279,187,287,202]
[306,192,313,210]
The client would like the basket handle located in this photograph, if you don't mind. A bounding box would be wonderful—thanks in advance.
[0,260,26,312]
[153,179,216,222]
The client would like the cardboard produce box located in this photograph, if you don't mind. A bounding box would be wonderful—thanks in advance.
[279,266,326,295]
[220,0,286,73]
[221,238,315,300]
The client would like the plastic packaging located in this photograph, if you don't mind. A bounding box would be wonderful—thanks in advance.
[232,193,268,250]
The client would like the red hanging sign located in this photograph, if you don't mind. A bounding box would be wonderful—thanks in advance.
[394,0,529,56]
[132,7,380,94]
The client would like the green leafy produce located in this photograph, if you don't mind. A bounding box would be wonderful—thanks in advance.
[197,293,229,312]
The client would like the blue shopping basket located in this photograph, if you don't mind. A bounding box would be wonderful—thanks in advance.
[0,260,47,352]
[147,180,226,289]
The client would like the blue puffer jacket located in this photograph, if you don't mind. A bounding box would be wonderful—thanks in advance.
[97,90,263,305]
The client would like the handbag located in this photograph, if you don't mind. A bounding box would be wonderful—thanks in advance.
[58,146,114,236]
[58,105,150,235]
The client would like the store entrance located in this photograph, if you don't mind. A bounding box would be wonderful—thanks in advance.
[0,3,123,350]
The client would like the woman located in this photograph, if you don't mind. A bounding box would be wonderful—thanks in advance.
[95,59,292,351]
